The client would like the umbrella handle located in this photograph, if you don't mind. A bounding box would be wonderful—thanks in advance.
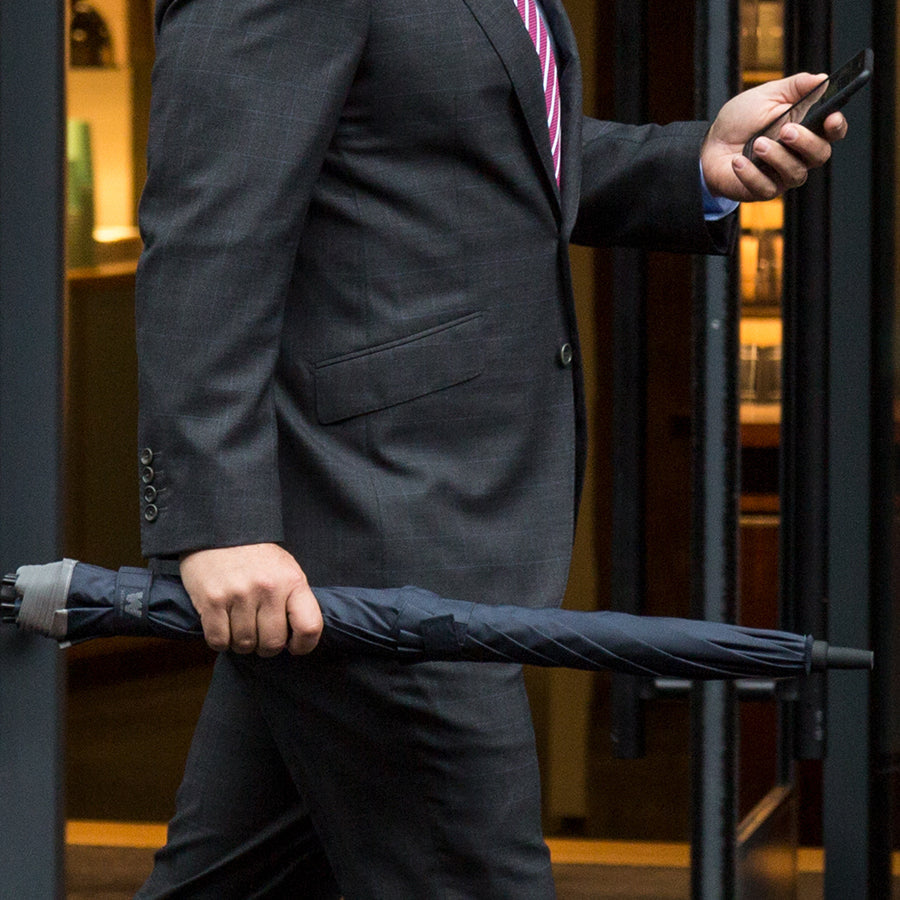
[1,559,77,639]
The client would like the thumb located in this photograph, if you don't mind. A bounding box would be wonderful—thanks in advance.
[287,584,324,655]
[779,71,828,104]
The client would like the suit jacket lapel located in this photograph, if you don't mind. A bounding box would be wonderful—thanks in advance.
[460,0,581,218]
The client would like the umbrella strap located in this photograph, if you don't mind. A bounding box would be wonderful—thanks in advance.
[419,614,466,655]
[14,558,77,639]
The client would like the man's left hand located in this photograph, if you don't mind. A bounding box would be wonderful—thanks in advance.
[701,72,849,203]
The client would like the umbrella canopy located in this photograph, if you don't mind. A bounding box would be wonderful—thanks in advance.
[2,560,873,678]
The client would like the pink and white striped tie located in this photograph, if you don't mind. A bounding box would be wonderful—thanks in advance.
[514,0,562,185]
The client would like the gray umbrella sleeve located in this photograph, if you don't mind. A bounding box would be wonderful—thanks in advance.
[13,559,77,639]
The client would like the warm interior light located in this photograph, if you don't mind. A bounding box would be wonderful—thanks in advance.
[740,317,782,347]
[93,225,140,243]
[740,197,784,232]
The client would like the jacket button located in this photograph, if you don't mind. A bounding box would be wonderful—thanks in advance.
[143,485,158,503]
[143,504,159,523]
[139,448,154,466]
[558,343,574,368]
[141,466,155,484]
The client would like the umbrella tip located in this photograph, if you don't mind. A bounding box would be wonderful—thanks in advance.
[1,573,20,625]
[810,640,874,671]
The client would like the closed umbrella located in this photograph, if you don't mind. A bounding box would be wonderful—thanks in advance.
[1,560,872,677]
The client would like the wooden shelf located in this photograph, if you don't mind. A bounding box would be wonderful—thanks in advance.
[741,493,780,515]
[742,423,780,448]
[741,402,780,447]
[741,304,781,318]
[742,68,783,85]
[67,259,137,286]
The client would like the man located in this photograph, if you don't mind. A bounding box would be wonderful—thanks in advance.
[134,0,846,896]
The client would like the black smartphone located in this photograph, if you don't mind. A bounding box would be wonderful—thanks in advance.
[742,47,873,164]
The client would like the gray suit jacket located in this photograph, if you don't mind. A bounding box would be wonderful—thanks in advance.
[136,0,733,608]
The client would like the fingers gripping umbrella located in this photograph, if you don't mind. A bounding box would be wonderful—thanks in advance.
[1,560,873,678]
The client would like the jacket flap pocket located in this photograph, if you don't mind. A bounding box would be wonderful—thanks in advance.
[315,313,484,425]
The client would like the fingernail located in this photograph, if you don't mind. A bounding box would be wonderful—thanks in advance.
[782,125,798,142]
[733,155,747,170]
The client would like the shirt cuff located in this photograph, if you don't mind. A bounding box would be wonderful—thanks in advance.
[700,161,740,221]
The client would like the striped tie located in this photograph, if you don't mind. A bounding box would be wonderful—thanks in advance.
[514,0,562,185]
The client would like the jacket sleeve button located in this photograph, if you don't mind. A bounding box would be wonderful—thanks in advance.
[143,504,159,523]
[141,466,155,484]
[143,485,158,503]
[139,448,154,466]
[558,343,574,368]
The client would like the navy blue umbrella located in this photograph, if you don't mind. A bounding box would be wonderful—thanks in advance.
[1,560,872,678]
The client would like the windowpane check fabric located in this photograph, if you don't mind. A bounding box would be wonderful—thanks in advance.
[514,0,562,184]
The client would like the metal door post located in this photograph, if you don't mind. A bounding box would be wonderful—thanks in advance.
[691,2,741,897]
[0,4,67,897]
[824,1,877,894]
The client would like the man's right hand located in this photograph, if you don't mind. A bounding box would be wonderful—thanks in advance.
[179,543,323,657]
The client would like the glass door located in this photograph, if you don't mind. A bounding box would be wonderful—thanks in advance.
[62,0,216,831]
[737,4,788,835]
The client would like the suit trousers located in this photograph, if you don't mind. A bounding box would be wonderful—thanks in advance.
[136,650,556,898]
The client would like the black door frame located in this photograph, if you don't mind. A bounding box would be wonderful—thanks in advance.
[0,3,67,897]
[691,0,895,896]
[867,0,899,888]
[823,0,893,894]
[691,1,743,896]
